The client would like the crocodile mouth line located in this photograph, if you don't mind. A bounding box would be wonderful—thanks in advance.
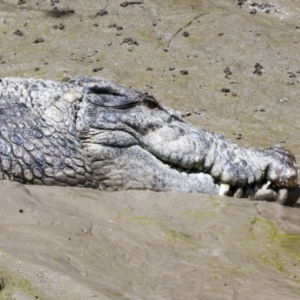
[151,152,300,206]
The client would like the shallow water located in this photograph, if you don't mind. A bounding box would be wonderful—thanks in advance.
[0,0,300,299]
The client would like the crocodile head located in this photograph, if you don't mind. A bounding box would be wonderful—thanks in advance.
[71,76,300,206]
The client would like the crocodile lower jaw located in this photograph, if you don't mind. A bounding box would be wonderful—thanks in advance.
[219,182,300,206]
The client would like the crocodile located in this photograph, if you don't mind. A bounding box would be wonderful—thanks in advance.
[0,75,298,205]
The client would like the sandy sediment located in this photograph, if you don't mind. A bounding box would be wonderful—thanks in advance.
[0,0,300,299]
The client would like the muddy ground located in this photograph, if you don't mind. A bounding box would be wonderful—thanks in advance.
[0,0,300,299]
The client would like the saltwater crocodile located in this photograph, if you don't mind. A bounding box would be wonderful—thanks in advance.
[0,76,298,205]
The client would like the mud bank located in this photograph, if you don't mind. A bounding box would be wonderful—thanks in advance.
[0,0,300,299]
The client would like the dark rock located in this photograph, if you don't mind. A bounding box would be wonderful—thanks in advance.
[13,29,23,36]
[120,2,143,7]
[253,63,263,75]
[33,37,44,44]
[17,0,26,5]
[92,67,103,72]
[224,67,232,76]
[221,88,230,93]
[121,37,139,46]
[95,10,108,17]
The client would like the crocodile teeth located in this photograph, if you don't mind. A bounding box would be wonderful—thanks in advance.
[254,188,277,201]
[233,188,243,198]
[219,183,230,196]
[276,189,288,205]
[261,180,271,190]
[276,188,300,206]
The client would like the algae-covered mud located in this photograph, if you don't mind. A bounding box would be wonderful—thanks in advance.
[0,270,48,300]
[1,182,300,299]
[0,0,300,299]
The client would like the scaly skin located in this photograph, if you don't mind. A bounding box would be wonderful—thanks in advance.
[0,76,298,205]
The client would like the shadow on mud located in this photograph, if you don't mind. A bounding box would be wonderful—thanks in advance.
[44,8,75,18]
[0,2,75,18]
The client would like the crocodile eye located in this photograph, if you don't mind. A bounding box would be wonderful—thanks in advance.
[142,96,159,109]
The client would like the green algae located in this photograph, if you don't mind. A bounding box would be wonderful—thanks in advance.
[245,217,300,276]
[136,29,165,48]
[130,215,198,249]
[184,198,227,221]
[218,215,300,293]
[115,212,122,220]
[0,270,47,300]
[131,216,155,226]
[163,228,191,244]
[250,217,300,255]
[208,260,243,279]
[185,209,216,220]
[156,220,195,246]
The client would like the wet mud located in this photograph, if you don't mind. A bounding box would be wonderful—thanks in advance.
[0,0,300,299]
